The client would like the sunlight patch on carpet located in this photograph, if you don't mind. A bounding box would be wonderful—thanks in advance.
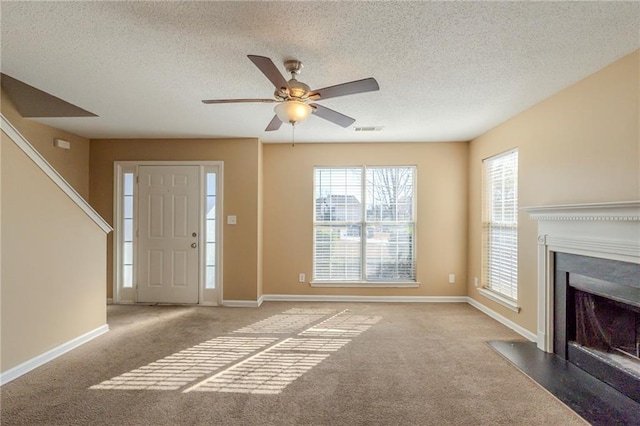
[89,337,276,391]
[282,308,338,315]
[232,314,325,334]
[273,338,351,352]
[186,350,330,394]
[299,314,382,338]
[90,309,382,394]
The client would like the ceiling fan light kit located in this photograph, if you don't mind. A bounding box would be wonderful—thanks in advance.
[274,100,311,125]
[202,55,379,132]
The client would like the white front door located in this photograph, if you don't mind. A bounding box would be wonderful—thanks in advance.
[137,165,200,303]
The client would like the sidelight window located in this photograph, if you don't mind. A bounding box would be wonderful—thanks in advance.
[205,173,217,289]
[122,171,135,288]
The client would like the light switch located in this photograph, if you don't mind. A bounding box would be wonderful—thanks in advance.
[227,215,237,225]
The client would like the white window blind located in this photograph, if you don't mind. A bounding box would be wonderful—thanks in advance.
[313,166,416,282]
[482,149,518,300]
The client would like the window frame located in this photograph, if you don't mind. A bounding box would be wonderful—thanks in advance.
[311,165,418,287]
[480,149,520,312]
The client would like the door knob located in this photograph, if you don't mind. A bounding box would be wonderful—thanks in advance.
[192,232,197,237]
[191,243,197,248]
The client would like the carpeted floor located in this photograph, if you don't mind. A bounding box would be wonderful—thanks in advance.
[1,302,587,425]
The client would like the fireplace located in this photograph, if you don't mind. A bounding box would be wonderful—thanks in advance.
[524,201,640,401]
[554,252,640,403]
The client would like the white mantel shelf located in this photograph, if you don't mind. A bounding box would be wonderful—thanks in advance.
[522,201,640,221]
[523,201,640,353]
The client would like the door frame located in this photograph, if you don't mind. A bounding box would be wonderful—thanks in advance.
[113,161,224,305]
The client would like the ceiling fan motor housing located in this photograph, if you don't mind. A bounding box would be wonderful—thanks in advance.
[271,59,310,100]
[274,79,310,100]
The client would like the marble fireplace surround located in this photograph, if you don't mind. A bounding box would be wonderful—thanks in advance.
[523,201,640,353]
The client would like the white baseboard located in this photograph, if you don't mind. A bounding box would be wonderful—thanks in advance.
[0,324,109,386]
[261,294,469,303]
[262,294,535,341]
[222,299,261,308]
[466,297,537,342]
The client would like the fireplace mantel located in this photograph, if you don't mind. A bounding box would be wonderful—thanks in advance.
[522,201,640,352]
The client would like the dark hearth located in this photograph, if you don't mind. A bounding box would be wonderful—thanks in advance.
[555,253,640,404]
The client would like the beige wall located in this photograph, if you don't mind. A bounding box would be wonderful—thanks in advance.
[262,142,469,296]
[89,138,261,301]
[1,89,91,199]
[467,50,640,332]
[1,132,107,372]
[257,141,264,299]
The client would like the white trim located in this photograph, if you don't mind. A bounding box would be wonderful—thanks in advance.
[545,235,640,260]
[1,114,112,234]
[310,281,420,288]
[466,297,536,342]
[222,299,261,308]
[524,201,640,352]
[478,288,521,312]
[261,294,468,303]
[522,201,640,221]
[261,294,535,342]
[112,163,137,304]
[0,325,109,386]
[200,164,223,306]
[171,294,535,345]
[112,161,224,306]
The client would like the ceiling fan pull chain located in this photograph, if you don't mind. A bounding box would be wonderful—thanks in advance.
[291,123,296,147]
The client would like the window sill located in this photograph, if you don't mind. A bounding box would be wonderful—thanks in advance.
[478,287,521,313]
[310,281,420,288]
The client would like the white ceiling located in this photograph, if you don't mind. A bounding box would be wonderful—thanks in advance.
[1,1,639,144]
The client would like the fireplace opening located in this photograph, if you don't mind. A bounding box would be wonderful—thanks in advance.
[554,253,640,404]
[572,290,640,378]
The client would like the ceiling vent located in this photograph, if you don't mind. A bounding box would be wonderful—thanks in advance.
[354,126,384,132]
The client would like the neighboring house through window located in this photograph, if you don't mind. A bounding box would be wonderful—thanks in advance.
[481,149,519,310]
[313,166,416,283]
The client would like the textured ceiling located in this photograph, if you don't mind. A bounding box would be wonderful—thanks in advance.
[1,1,639,143]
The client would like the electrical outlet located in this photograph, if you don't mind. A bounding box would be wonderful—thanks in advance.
[298,273,306,283]
[448,274,455,284]
[474,277,479,287]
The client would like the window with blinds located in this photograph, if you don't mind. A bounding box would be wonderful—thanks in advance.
[313,166,416,282]
[482,149,518,300]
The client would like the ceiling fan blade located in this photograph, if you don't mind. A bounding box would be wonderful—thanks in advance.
[247,55,289,90]
[310,103,356,128]
[309,78,379,100]
[202,98,276,104]
[265,115,283,131]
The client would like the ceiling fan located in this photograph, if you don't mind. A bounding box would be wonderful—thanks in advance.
[202,55,379,131]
